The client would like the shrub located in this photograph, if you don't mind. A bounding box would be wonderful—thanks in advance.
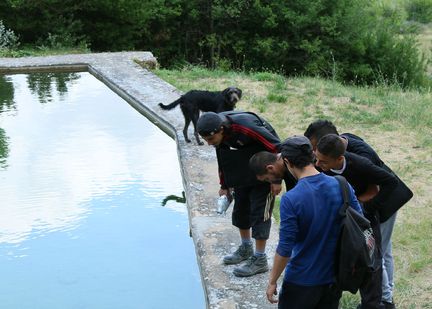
[303,2,430,88]
[0,0,429,88]
[406,0,432,23]
[0,20,19,50]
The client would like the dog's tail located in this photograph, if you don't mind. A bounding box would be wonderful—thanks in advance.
[158,98,182,110]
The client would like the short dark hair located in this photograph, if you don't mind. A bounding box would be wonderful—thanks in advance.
[317,134,345,159]
[304,119,339,142]
[280,136,314,168]
[249,151,278,176]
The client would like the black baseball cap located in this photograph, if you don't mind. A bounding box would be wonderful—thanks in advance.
[197,112,226,136]
[281,135,313,158]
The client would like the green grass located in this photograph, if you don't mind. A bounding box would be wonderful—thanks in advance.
[155,65,432,308]
[159,66,432,138]
[0,45,90,58]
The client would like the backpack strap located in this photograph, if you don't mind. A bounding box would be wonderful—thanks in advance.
[335,175,350,216]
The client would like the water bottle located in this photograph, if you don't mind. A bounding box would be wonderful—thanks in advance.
[217,195,231,214]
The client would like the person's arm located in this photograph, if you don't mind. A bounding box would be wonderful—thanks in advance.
[266,194,297,303]
[356,155,398,212]
[232,121,281,195]
[267,253,290,304]
[347,182,363,215]
[357,184,379,203]
[216,146,229,192]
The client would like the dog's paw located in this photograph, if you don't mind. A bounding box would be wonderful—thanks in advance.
[185,139,192,143]
[197,141,204,146]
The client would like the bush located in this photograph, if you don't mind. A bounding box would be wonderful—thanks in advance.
[0,0,429,88]
[331,12,429,88]
[406,0,432,23]
[201,0,430,88]
[0,20,19,50]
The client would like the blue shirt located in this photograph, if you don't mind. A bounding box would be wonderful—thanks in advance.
[277,173,362,286]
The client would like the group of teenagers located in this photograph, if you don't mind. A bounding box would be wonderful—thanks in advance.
[195,110,410,309]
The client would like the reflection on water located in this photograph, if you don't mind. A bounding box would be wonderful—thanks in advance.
[0,128,8,169]
[0,75,15,113]
[161,191,186,207]
[0,75,14,169]
[26,72,80,104]
[0,72,204,308]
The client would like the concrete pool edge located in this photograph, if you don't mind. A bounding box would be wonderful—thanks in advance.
[0,52,279,309]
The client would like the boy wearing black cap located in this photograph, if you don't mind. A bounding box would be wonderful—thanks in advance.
[266,135,363,308]
[197,111,281,277]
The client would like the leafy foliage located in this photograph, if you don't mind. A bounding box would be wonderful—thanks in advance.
[0,0,429,88]
[0,20,19,50]
[406,0,432,23]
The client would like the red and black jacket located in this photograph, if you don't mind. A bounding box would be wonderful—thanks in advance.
[215,111,280,188]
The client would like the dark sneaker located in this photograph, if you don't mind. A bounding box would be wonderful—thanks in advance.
[382,301,396,309]
[233,255,269,277]
[358,302,395,309]
[223,244,253,265]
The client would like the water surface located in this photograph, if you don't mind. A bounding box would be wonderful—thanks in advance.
[0,72,204,309]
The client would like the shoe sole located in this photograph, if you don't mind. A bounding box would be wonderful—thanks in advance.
[233,266,269,277]
[223,255,253,265]
[223,258,249,265]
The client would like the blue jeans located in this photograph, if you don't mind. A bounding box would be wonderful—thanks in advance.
[380,213,397,303]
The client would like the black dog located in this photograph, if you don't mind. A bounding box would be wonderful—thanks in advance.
[158,86,242,145]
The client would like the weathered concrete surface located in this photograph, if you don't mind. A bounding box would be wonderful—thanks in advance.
[0,52,279,308]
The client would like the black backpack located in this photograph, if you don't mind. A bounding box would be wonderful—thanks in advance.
[334,175,377,294]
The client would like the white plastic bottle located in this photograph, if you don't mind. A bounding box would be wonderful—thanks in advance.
[216,195,231,214]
